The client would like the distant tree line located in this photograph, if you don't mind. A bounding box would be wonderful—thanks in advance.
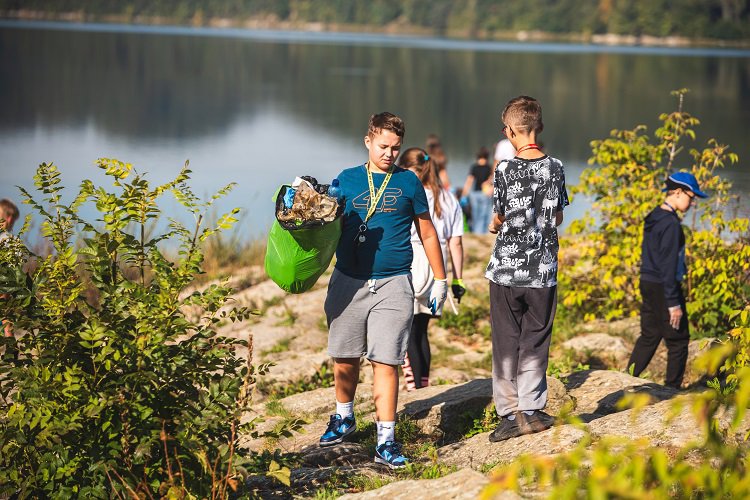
[2,0,749,41]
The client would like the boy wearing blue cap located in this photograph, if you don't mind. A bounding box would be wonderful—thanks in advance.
[627,171,708,389]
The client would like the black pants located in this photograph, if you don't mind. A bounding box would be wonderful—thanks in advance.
[628,280,690,389]
[490,283,556,416]
[406,313,432,388]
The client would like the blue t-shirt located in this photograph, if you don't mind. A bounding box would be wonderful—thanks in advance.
[334,164,429,279]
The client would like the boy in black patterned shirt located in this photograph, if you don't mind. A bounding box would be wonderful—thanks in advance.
[485,96,569,442]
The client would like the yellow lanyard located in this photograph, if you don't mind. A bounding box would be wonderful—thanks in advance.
[364,162,393,224]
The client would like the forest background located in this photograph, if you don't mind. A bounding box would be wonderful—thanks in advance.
[2,0,750,44]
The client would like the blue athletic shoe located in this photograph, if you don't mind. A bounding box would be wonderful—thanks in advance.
[374,441,409,469]
[319,414,356,447]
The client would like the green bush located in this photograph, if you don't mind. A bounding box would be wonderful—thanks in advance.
[0,160,284,497]
[482,325,750,498]
[561,90,750,338]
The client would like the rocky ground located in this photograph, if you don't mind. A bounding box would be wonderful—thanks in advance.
[213,234,745,498]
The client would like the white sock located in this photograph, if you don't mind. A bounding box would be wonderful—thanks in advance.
[376,421,395,446]
[336,400,354,419]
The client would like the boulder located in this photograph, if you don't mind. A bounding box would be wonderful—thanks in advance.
[280,385,373,417]
[400,379,493,440]
[300,442,371,467]
[564,370,678,420]
[338,468,493,500]
[400,376,571,440]
[588,394,750,449]
[438,424,586,470]
[561,333,632,369]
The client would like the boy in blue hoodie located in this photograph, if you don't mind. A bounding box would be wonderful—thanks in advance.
[627,171,708,389]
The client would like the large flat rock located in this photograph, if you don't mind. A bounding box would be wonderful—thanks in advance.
[565,370,678,420]
[438,424,586,471]
[338,468,494,500]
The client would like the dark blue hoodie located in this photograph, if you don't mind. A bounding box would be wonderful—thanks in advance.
[640,206,685,307]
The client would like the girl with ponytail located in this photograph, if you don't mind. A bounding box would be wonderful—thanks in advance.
[398,148,466,390]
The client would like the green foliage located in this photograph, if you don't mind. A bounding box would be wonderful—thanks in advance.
[4,1,750,40]
[463,405,501,439]
[437,302,491,339]
[0,160,286,497]
[561,90,749,337]
[547,350,590,380]
[482,347,750,498]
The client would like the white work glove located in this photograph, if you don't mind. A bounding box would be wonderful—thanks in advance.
[668,305,683,330]
[429,278,448,316]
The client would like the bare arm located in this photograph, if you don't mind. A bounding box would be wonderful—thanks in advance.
[488,213,506,234]
[461,175,475,199]
[555,210,564,227]
[447,236,463,281]
[413,213,447,280]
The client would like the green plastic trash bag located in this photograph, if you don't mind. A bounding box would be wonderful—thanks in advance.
[265,184,342,294]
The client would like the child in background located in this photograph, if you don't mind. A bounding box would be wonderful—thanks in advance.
[627,171,707,389]
[319,113,447,469]
[486,96,569,442]
[1,199,19,338]
[425,134,451,189]
[399,148,465,390]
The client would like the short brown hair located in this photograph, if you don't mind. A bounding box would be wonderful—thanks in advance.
[0,198,19,230]
[368,112,405,138]
[501,96,543,135]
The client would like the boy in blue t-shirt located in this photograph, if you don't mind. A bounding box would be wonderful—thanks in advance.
[319,112,447,468]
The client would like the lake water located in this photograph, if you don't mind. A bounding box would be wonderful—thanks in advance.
[1,21,749,240]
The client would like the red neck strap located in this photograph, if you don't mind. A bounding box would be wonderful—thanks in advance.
[516,143,541,155]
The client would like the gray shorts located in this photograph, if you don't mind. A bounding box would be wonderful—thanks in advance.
[324,268,414,366]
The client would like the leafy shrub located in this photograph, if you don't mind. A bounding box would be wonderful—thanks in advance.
[437,303,490,337]
[561,89,750,337]
[482,347,750,499]
[0,160,281,497]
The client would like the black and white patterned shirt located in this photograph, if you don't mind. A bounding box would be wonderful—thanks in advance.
[485,155,569,288]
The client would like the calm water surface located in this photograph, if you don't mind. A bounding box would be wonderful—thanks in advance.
[1,21,749,240]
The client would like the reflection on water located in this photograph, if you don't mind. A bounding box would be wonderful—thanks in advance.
[1,22,748,238]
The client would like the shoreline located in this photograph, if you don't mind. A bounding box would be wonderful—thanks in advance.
[2,9,750,51]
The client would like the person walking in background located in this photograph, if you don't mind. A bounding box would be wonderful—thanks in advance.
[627,172,707,389]
[461,146,494,234]
[399,148,465,391]
[485,96,569,442]
[425,133,451,189]
[319,113,447,469]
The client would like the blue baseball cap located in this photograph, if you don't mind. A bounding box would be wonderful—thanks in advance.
[663,171,708,198]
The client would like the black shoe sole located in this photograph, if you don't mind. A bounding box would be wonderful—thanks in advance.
[488,426,522,442]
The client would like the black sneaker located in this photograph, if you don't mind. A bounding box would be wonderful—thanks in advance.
[488,417,521,442]
[517,411,555,435]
